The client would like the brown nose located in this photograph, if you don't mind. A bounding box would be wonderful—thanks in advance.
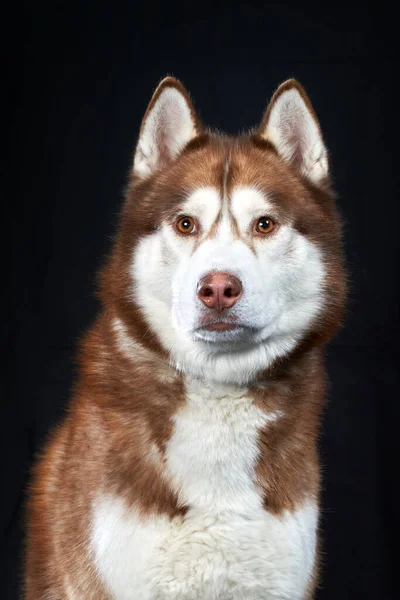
[197,272,243,312]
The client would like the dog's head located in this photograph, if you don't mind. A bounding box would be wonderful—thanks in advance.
[104,77,346,384]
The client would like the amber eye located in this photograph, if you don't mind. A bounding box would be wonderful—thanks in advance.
[255,217,275,234]
[175,216,197,234]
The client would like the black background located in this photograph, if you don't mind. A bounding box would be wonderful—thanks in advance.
[4,2,399,598]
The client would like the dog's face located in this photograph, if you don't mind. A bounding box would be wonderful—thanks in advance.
[107,78,345,384]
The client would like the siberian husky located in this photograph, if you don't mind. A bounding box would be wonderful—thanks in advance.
[25,77,346,599]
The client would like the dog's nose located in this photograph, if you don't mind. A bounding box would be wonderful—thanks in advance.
[197,272,243,312]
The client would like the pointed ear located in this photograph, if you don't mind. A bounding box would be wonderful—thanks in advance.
[259,79,328,185]
[133,77,202,178]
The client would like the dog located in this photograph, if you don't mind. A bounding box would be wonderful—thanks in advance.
[25,76,346,599]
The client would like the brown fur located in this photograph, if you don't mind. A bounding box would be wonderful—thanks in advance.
[25,78,346,599]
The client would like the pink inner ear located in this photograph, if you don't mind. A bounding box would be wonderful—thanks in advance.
[155,103,187,166]
[155,125,171,168]
[262,87,327,183]
[134,85,199,177]
[284,113,309,168]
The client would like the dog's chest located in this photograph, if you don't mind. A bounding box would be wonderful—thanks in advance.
[91,380,317,599]
[164,379,277,511]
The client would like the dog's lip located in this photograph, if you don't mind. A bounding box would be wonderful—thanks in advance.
[201,322,240,332]
[197,319,242,332]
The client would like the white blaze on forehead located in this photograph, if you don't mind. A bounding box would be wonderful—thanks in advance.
[180,186,221,233]
[230,186,277,233]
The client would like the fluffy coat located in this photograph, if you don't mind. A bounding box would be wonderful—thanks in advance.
[25,77,346,599]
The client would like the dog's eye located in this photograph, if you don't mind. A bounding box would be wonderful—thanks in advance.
[255,217,275,234]
[175,216,197,234]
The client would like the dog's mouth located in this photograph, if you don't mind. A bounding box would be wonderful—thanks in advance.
[191,317,262,345]
[200,322,240,332]
[195,317,243,334]
[192,320,259,346]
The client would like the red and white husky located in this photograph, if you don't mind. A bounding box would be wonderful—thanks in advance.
[25,77,346,599]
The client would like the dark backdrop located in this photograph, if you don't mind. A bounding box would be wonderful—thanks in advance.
[4,2,399,598]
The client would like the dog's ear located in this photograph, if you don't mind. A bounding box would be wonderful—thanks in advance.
[133,77,202,178]
[259,79,328,185]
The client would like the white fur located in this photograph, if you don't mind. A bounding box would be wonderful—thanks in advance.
[178,186,221,231]
[165,377,283,512]
[230,186,276,231]
[64,577,79,600]
[91,379,317,599]
[113,316,141,360]
[134,84,197,178]
[92,496,317,600]
[263,87,328,183]
[131,186,325,385]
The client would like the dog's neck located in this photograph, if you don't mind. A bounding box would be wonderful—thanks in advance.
[85,308,323,399]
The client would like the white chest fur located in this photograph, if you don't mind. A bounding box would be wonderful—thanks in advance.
[165,378,281,512]
[91,379,318,600]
